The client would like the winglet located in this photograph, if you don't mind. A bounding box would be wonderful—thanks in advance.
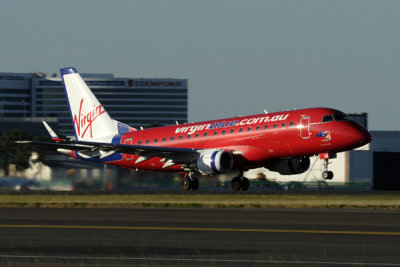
[42,121,65,142]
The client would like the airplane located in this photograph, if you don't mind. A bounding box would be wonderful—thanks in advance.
[18,67,372,191]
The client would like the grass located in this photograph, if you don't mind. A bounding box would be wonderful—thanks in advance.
[0,192,400,209]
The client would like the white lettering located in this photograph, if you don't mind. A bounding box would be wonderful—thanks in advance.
[174,114,290,135]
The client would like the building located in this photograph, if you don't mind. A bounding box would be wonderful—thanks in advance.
[0,117,58,136]
[244,129,400,190]
[0,73,33,118]
[0,72,188,135]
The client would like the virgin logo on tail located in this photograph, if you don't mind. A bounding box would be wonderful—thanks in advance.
[73,98,105,138]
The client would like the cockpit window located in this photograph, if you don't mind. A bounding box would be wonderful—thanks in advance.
[321,115,333,123]
[333,114,352,121]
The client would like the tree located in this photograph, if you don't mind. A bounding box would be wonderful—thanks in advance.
[0,130,38,176]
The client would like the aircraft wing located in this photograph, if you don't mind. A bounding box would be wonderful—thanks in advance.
[16,140,199,168]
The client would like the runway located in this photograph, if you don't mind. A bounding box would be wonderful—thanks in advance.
[1,208,400,266]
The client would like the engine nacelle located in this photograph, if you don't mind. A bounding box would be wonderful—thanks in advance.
[268,156,310,175]
[194,149,233,175]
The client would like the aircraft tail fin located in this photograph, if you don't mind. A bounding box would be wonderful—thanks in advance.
[60,67,118,142]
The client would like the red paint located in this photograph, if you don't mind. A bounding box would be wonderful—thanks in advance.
[73,98,105,138]
[109,107,371,172]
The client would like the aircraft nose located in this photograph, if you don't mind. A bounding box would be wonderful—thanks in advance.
[346,125,371,147]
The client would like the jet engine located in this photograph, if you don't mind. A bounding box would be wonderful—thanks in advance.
[267,156,310,175]
[192,149,233,175]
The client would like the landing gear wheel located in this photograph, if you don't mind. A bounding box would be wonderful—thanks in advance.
[231,175,250,191]
[241,177,250,191]
[322,171,334,180]
[182,175,199,190]
[321,156,335,180]
[182,177,192,190]
[191,177,199,190]
[231,177,242,191]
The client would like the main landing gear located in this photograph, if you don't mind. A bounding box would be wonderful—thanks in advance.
[182,173,199,190]
[182,172,250,191]
[231,172,250,191]
[319,153,336,180]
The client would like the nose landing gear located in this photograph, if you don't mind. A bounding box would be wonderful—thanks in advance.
[319,153,336,180]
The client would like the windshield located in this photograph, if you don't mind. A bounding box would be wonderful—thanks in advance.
[333,114,352,122]
[321,115,333,123]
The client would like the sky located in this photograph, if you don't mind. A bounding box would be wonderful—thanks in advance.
[1,0,399,130]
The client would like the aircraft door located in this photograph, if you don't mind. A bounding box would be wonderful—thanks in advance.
[300,116,311,139]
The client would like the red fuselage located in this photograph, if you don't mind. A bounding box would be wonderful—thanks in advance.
[78,107,370,173]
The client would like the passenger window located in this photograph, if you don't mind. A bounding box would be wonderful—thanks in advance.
[264,125,268,130]
[231,129,235,134]
[248,127,252,132]
[256,126,260,131]
[162,138,166,142]
[146,140,150,144]
[179,136,183,140]
[239,128,243,133]
[273,124,277,128]
[290,122,294,127]
[195,133,199,138]
[204,132,208,137]
[154,138,158,143]
[171,137,175,141]
[187,135,191,139]
[138,140,142,145]
[322,115,333,123]
[282,123,285,128]
[222,130,226,135]
[214,131,218,136]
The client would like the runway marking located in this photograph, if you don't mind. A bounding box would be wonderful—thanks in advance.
[0,255,399,266]
[0,224,400,236]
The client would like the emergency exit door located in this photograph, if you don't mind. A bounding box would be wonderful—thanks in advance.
[300,116,311,139]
